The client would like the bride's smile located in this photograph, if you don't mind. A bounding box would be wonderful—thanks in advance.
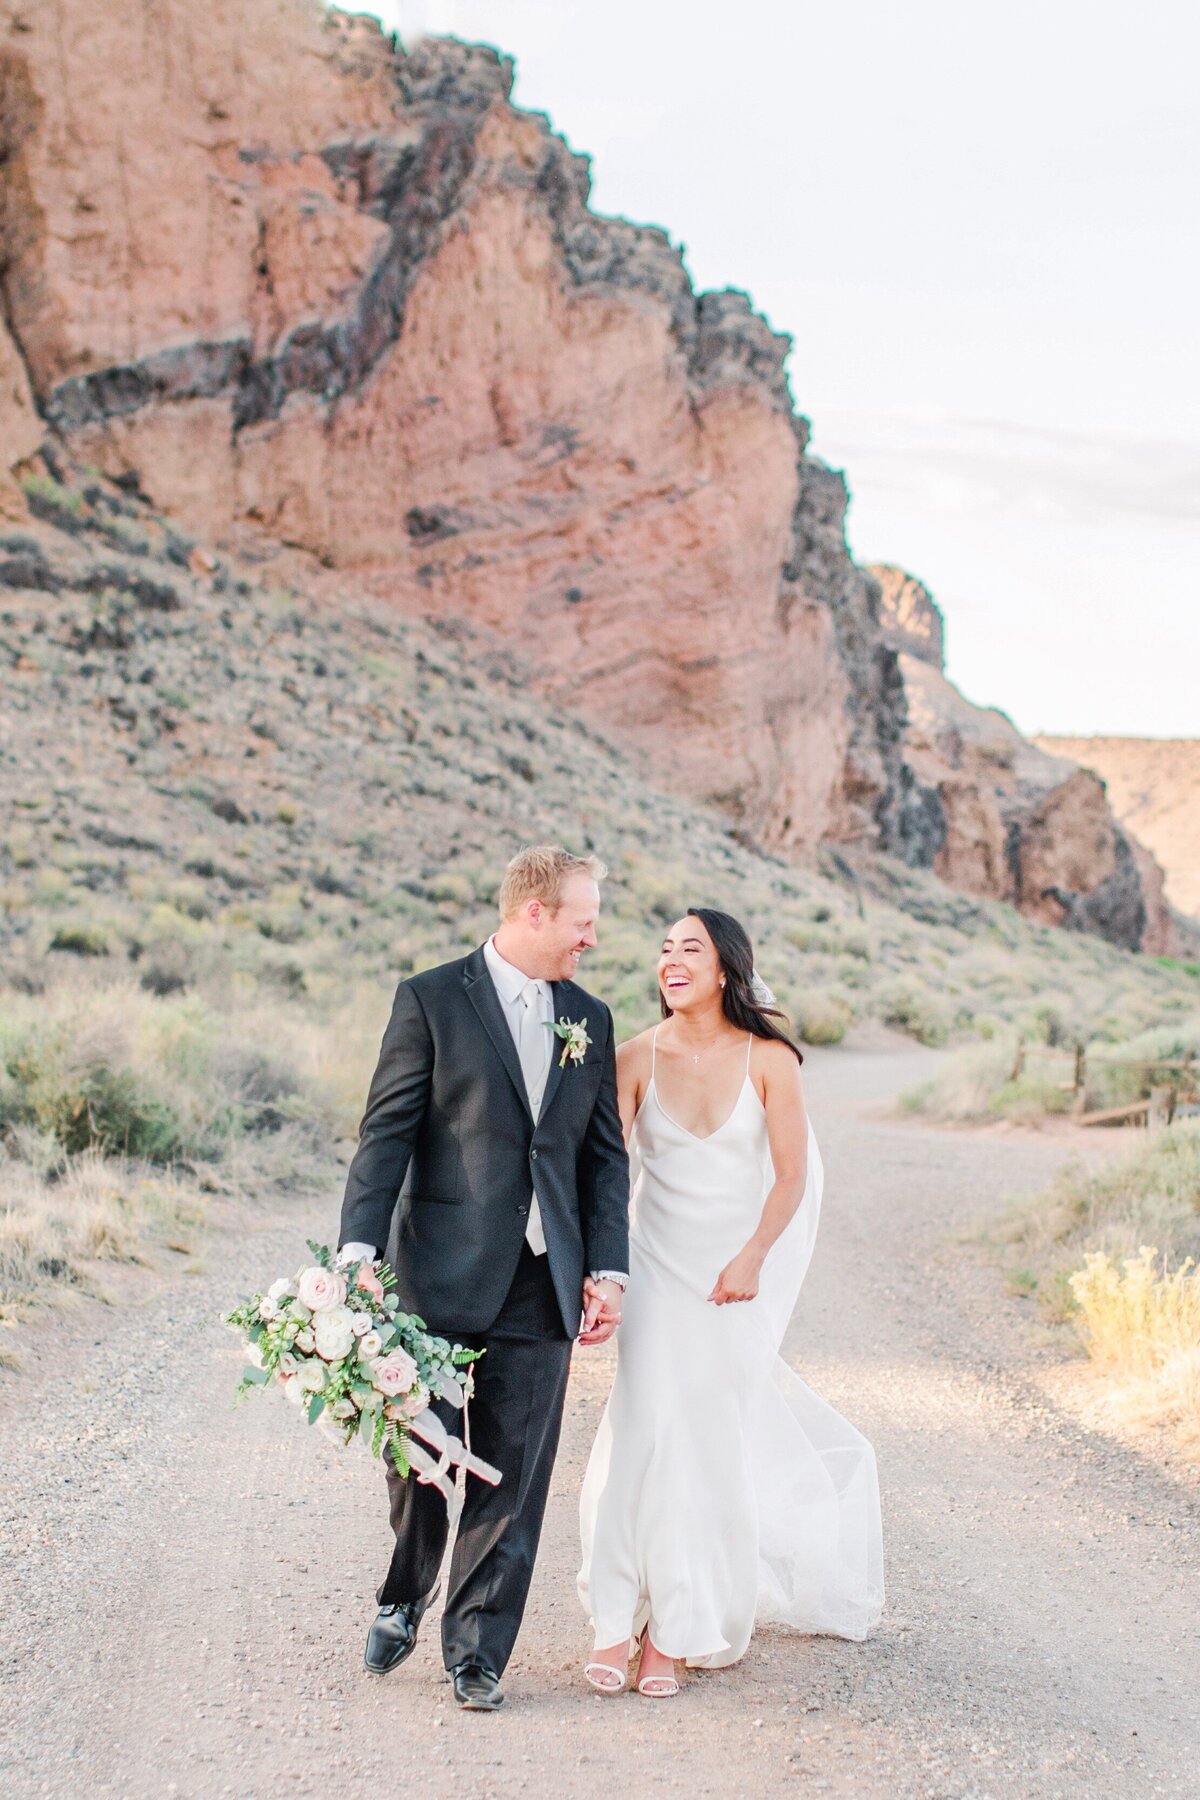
[658,925,724,1015]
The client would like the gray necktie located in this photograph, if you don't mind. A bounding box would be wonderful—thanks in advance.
[518,980,549,1255]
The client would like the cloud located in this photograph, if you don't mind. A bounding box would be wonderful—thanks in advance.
[812,409,1200,533]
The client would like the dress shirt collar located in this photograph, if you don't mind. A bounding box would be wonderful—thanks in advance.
[483,935,548,1007]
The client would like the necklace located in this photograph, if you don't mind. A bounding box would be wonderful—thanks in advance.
[680,1031,726,1067]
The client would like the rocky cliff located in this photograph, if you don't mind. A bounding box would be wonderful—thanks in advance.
[1034,738,1200,923]
[0,0,1172,950]
[870,565,1186,953]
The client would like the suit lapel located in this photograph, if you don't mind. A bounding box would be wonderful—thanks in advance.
[539,980,578,1121]
[463,947,533,1122]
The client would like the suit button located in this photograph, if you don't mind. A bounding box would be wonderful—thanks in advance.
[530,1149,538,1160]
[516,1205,529,1216]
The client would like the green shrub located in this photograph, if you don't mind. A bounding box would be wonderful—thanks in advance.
[20,470,85,519]
[3,1035,185,1160]
[1082,1019,1200,1113]
[50,923,110,957]
[791,988,852,1046]
[0,979,331,1165]
[877,979,949,1046]
[898,1037,1014,1121]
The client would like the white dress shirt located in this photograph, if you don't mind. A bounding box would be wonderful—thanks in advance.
[483,934,552,1255]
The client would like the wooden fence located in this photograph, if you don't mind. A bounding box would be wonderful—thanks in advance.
[1009,1042,1199,1129]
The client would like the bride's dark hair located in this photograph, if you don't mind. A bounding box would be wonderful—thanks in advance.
[659,906,803,1064]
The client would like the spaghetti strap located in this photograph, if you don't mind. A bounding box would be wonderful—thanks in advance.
[651,1024,661,1079]
[744,1032,754,1075]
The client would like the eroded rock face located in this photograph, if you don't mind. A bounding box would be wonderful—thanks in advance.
[1034,737,1200,923]
[870,564,945,671]
[888,654,1177,952]
[0,1,1166,946]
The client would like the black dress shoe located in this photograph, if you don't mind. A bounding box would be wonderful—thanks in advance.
[363,1584,439,1675]
[449,1661,504,1710]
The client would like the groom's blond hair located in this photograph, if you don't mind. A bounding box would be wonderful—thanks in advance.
[499,845,607,919]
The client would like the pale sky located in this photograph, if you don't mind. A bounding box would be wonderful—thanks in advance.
[339,0,1199,739]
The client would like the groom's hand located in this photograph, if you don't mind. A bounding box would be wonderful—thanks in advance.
[579,1277,623,1346]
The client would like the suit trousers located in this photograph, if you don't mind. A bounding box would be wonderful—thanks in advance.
[378,1242,573,1674]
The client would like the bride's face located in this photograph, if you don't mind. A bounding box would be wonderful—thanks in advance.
[659,915,724,1014]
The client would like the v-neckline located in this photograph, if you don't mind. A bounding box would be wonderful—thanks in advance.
[647,1073,754,1144]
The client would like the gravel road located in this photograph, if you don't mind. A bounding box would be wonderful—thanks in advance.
[2,1040,1198,1799]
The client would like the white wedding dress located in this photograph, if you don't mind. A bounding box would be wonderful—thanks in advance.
[578,1031,883,1666]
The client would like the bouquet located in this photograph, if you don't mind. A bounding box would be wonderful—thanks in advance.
[224,1242,500,1503]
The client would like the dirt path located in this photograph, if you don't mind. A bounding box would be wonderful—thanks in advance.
[2,1041,1198,1799]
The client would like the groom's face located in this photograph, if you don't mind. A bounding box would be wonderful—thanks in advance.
[537,874,601,981]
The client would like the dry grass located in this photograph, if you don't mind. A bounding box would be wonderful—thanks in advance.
[0,973,349,1322]
[902,1015,1200,1125]
[0,977,343,1159]
[1069,1248,1200,1445]
[899,1036,1075,1124]
[0,1139,201,1317]
[1001,1122,1200,1446]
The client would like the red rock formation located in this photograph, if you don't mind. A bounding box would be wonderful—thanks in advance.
[0,2,1170,949]
[1034,737,1200,923]
[869,566,1177,953]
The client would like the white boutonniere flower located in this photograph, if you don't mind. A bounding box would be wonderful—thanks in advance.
[548,1015,591,1068]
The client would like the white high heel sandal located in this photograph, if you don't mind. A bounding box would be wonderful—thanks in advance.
[584,1658,628,1694]
[635,1629,679,1699]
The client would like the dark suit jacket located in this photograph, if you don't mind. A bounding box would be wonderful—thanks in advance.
[338,945,630,1339]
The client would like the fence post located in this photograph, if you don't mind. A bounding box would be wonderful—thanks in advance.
[1072,1042,1086,1114]
[1148,1085,1172,1135]
[1010,1039,1025,1083]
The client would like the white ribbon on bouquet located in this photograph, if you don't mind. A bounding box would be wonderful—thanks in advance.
[406,1369,501,1529]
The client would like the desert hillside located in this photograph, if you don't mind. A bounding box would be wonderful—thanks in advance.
[4,476,1195,1050]
[1034,737,1200,920]
[0,0,1180,953]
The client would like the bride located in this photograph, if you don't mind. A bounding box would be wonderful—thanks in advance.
[578,907,883,1697]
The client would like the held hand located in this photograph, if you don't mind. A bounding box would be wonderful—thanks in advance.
[579,1276,623,1346]
[708,1244,764,1306]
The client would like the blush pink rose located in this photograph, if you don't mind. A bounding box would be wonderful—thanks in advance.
[296,1266,347,1314]
[369,1348,419,1397]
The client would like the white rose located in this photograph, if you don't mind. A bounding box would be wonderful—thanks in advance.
[288,1301,312,1323]
[296,1266,347,1314]
[258,1296,278,1321]
[268,1278,295,1302]
[294,1328,315,1354]
[244,1341,264,1369]
[350,1312,372,1337]
[278,1352,300,1377]
[313,1306,355,1363]
[370,1347,419,1397]
[299,1360,326,1393]
[283,1375,305,1407]
[331,1397,357,1420]
[356,1330,383,1362]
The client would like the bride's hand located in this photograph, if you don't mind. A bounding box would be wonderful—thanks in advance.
[708,1245,764,1305]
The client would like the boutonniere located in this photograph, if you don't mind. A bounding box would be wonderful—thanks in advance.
[548,1016,591,1068]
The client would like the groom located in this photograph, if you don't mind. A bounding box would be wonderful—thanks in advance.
[338,845,629,1710]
